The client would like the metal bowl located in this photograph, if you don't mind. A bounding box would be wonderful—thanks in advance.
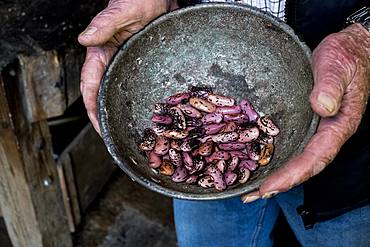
[98,3,319,200]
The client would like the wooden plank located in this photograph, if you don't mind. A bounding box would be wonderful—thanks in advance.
[0,67,72,246]
[62,49,84,107]
[18,50,66,122]
[60,124,115,211]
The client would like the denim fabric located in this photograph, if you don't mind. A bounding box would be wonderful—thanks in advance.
[174,186,370,247]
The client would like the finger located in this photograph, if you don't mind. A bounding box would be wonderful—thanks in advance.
[80,46,117,134]
[78,2,141,46]
[309,34,357,117]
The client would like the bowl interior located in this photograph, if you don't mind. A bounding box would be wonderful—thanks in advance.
[99,4,318,200]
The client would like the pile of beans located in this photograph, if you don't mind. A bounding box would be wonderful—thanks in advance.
[139,86,279,191]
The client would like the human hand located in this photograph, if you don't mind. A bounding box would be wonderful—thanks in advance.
[242,24,370,203]
[79,0,179,133]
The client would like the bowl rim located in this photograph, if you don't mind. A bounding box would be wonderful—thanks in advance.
[98,2,319,200]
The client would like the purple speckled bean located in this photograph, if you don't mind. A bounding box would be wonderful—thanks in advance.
[257,116,280,136]
[177,104,202,118]
[169,148,182,167]
[139,128,157,151]
[151,114,172,125]
[224,171,238,186]
[169,107,187,130]
[216,105,241,114]
[204,123,226,135]
[239,159,258,171]
[207,94,235,107]
[154,136,170,155]
[216,159,227,173]
[220,122,237,133]
[198,141,214,156]
[162,129,189,139]
[166,92,190,105]
[162,154,170,160]
[246,144,260,161]
[238,167,251,184]
[153,103,170,115]
[218,142,246,151]
[148,151,162,168]
[189,97,217,113]
[258,134,274,145]
[201,112,223,124]
[190,158,205,174]
[180,139,200,152]
[172,166,189,182]
[152,124,170,135]
[170,140,182,151]
[223,114,249,124]
[189,86,213,99]
[191,148,199,157]
[238,127,260,143]
[186,175,198,184]
[186,117,203,127]
[206,151,230,163]
[240,99,259,122]
[229,151,249,160]
[211,132,239,143]
[205,166,226,191]
[187,127,205,139]
[227,156,239,171]
[198,175,214,188]
[182,152,194,170]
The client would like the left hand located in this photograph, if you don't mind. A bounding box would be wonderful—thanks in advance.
[241,24,370,203]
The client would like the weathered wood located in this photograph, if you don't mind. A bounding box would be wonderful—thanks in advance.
[60,124,115,211]
[0,70,72,246]
[18,50,66,122]
[0,75,11,129]
[62,49,84,107]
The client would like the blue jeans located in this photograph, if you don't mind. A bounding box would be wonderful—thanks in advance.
[174,186,370,247]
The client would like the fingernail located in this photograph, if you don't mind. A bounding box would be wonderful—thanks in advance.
[80,27,97,37]
[262,191,279,199]
[317,93,336,113]
[242,195,260,204]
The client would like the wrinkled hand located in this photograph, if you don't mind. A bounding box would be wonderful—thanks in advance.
[242,24,370,203]
[79,0,179,133]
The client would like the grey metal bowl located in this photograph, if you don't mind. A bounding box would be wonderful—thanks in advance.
[98,3,319,200]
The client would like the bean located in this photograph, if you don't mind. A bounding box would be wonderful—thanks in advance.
[216,159,227,173]
[152,123,170,135]
[187,126,205,139]
[218,142,246,151]
[205,166,226,191]
[189,97,217,113]
[189,86,213,99]
[191,148,200,157]
[186,175,198,184]
[153,103,170,115]
[223,114,249,124]
[239,159,258,171]
[148,151,162,168]
[220,122,237,133]
[180,139,200,152]
[162,129,189,139]
[198,135,213,143]
[186,117,203,127]
[259,144,274,166]
[228,156,239,171]
[172,166,189,182]
[198,175,214,188]
[238,167,251,184]
[182,152,194,170]
[177,104,202,118]
[211,132,239,143]
[258,134,274,145]
[204,123,226,135]
[159,160,175,176]
[169,148,182,166]
[139,128,157,151]
[201,112,223,124]
[166,92,190,105]
[191,157,205,174]
[170,140,182,151]
[257,116,280,136]
[216,105,241,114]
[229,151,249,160]
[238,127,260,143]
[169,107,187,130]
[240,99,259,122]
[207,94,235,107]
[206,151,230,163]
[224,171,238,186]
[151,114,172,125]
[153,136,170,155]
[246,144,260,161]
[198,141,214,156]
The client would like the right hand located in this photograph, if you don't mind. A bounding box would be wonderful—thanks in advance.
[79,0,179,133]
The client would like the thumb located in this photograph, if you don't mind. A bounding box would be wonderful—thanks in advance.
[309,34,356,117]
[78,3,138,46]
